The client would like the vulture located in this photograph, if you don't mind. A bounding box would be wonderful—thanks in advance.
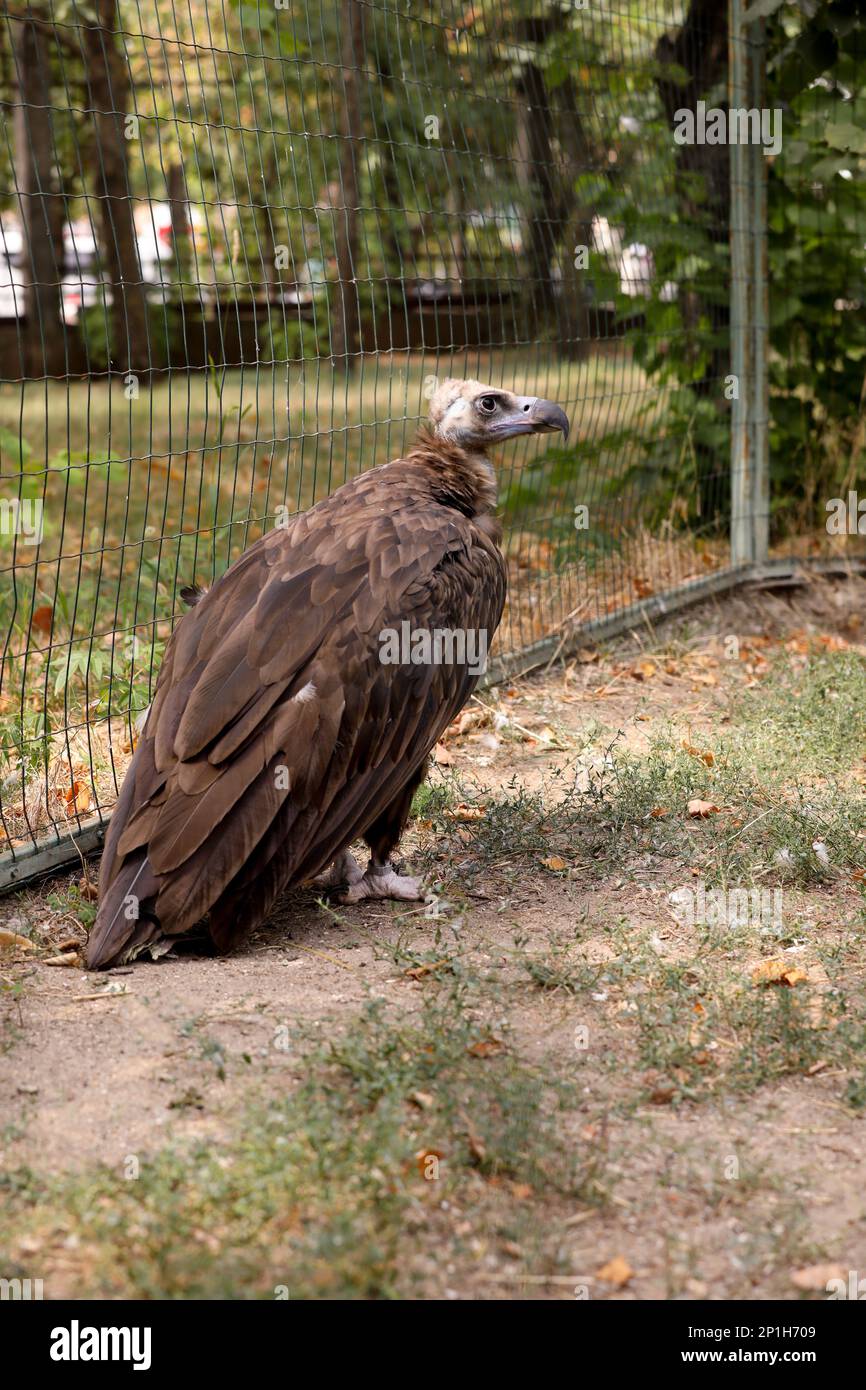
[85,379,569,968]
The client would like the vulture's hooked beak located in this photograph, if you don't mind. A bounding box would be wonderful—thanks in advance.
[490,396,570,444]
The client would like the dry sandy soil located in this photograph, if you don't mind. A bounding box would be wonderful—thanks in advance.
[2,570,866,1300]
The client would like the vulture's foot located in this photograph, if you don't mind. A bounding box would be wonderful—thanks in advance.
[339,858,424,904]
[310,849,365,892]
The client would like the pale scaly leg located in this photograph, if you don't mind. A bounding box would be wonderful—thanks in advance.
[310,848,364,891]
[338,855,423,903]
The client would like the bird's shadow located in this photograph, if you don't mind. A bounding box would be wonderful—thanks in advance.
[127,881,412,970]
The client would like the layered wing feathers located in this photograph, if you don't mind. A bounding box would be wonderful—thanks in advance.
[87,460,505,966]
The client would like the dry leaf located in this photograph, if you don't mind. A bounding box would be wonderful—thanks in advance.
[509,1181,533,1200]
[408,1090,434,1110]
[649,1084,676,1105]
[467,1037,505,1058]
[413,1147,444,1177]
[31,604,53,635]
[541,855,567,872]
[445,803,485,822]
[752,958,809,988]
[0,929,34,951]
[790,1263,845,1293]
[687,798,721,818]
[597,1255,634,1287]
[404,958,451,981]
[682,741,715,766]
[446,709,483,739]
[64,781,92,816]
[650,807,669,819]
[432,742,454,766]
[43,953,81,968]
[78,877,99,902]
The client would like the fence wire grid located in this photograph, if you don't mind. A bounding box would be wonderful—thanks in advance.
[1,0,865,880]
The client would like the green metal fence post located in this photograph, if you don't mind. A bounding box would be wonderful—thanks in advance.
[729,0,753,567]
[748,9,770,564]
[730,0,771,567]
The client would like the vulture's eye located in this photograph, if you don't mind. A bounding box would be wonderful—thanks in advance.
[477,395,498,414]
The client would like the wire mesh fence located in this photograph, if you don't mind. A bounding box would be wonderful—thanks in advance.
[0,0,864,882]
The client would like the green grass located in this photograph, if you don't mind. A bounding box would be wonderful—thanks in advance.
[510,907,866,1110]
[408,646,866,1111]
[0,975,592,1299]
[4,644,866,1297]
[421,647,866,890]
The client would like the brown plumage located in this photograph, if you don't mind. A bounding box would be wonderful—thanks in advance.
[85,379,569,968]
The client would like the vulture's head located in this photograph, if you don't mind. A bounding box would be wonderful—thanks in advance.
[428,378,570,451]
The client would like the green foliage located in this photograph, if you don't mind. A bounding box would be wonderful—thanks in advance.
[522,1,866,537]
[77,299,189,374]
[764,1,866,517]
[0,983,585,1297]
[259,315,330,365]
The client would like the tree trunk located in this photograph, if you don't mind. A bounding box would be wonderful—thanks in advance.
[167,161,192,290]
[13,6,66,377]
[655,0,730,520]
[331,0,364,369]
[513,14,594,357]
[515,59,561,333]
[83,0,150,375]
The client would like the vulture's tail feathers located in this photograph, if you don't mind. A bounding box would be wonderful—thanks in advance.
[85,851,164,969]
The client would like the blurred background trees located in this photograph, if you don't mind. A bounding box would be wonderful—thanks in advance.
[0,0,864,529]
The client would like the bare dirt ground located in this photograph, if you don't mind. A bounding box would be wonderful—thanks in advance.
[2,569,866,1301]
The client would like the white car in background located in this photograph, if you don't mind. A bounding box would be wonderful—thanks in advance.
[0,220,25,319]
[134,201,209,302]
[62,219,102,323]
[0,203,208,321]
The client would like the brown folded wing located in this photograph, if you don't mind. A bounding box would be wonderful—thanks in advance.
[87,461,505,965]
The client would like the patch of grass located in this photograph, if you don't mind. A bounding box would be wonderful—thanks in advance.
[423,648,866,890]
[0,980,596,1298]
[411,774,459,822]
[730,648,866,777]
[630,969,852,1104]
[45,881,98,934]
[510,915,866,1109]
[516,925,601,996]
